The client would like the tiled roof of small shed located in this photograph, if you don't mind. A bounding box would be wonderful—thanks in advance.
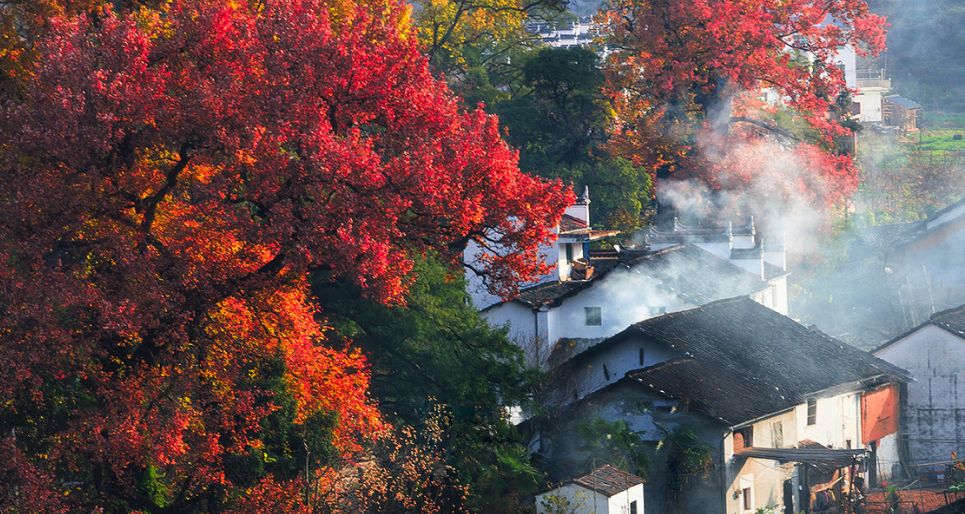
[571,465,645,497]
[884,95,922,109]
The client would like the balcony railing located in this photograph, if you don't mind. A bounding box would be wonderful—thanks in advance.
[857,78,891,89]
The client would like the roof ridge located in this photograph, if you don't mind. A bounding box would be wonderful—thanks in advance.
[931,302,965,321]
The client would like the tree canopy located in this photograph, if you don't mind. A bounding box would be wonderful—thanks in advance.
[603,0,887,212]
[496,47,654,231]
[0,0,568,510]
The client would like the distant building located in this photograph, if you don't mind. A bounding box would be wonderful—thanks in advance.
[527,17,599,49]
[865,198,965,328]
[532,297,909,514]
[874,304,965,477]
[854,67,891,123]
[536,465,645,514]
[883,95,923,133]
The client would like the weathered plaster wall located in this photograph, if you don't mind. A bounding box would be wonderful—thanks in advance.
[724,410,799,514]
[481,302,541,364]
[721,390,865,514]
[876,324,965,472]
[795,392,862,450]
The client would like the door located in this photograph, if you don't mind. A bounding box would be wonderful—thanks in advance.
[783,479,794,514]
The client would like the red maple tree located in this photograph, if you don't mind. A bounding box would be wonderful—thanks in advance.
[603,0,886,208]
[0,0,568,510]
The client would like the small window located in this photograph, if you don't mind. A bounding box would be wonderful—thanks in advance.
[603,364,610,381]
[630,500,638,514]
[743,487,752,510]
[565,243,573,262]
[585,307,602,326]
[807,398,817,425]
[638,348,645,366]
[771,421,783,448]
[846,439,852,449]
[734,427,753,451]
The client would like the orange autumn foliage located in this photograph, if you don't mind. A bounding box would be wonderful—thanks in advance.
[0,0,568,510]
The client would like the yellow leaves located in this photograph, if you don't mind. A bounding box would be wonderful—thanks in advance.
[325,0,413,38]
[133,1,175,40]
[412,0,528,70]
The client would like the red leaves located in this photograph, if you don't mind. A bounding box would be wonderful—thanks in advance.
[604,0,885,207]
[0,0,566,509]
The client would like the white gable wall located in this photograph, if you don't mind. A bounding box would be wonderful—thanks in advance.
[535,484,610,514]
[608,484,644,514]
[875,324,965,470]
[796,392,862,450]
[549,335,679,405]
[482,302,543,366]
[546,268,694,348]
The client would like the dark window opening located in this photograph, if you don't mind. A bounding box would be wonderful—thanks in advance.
[638,348,645,366]
[734,427,753,451]
[630,500,638,514]
[743,487,752,510]
[585,307,602,326]
[565,243,573,262]
[807,398,817,425]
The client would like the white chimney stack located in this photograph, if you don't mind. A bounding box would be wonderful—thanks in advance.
[564,185,591,225]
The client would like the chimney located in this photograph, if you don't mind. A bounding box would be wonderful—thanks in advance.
[729,234,765,280]
[762,232,787,271]
[564,186,591,226]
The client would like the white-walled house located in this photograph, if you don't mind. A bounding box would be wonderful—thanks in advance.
[467,192,790,369]
[482,243,787,369]
[874,304,965,475]
[536,465,645,514]
[465,187,619,311]
[854,67,891,124]
[532,297,909,514]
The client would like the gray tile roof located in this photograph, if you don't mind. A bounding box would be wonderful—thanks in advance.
[876,303,965,352]
[884,95,922,110]
[608,297,910,426]
[932,305,965,337]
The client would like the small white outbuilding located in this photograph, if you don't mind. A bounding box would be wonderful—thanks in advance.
[535,465,644,514]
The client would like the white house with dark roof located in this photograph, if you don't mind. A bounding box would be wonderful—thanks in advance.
[535,465,645,514]
[874,304,965,476]
[532,297,909,514]
[467,191,790,369]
